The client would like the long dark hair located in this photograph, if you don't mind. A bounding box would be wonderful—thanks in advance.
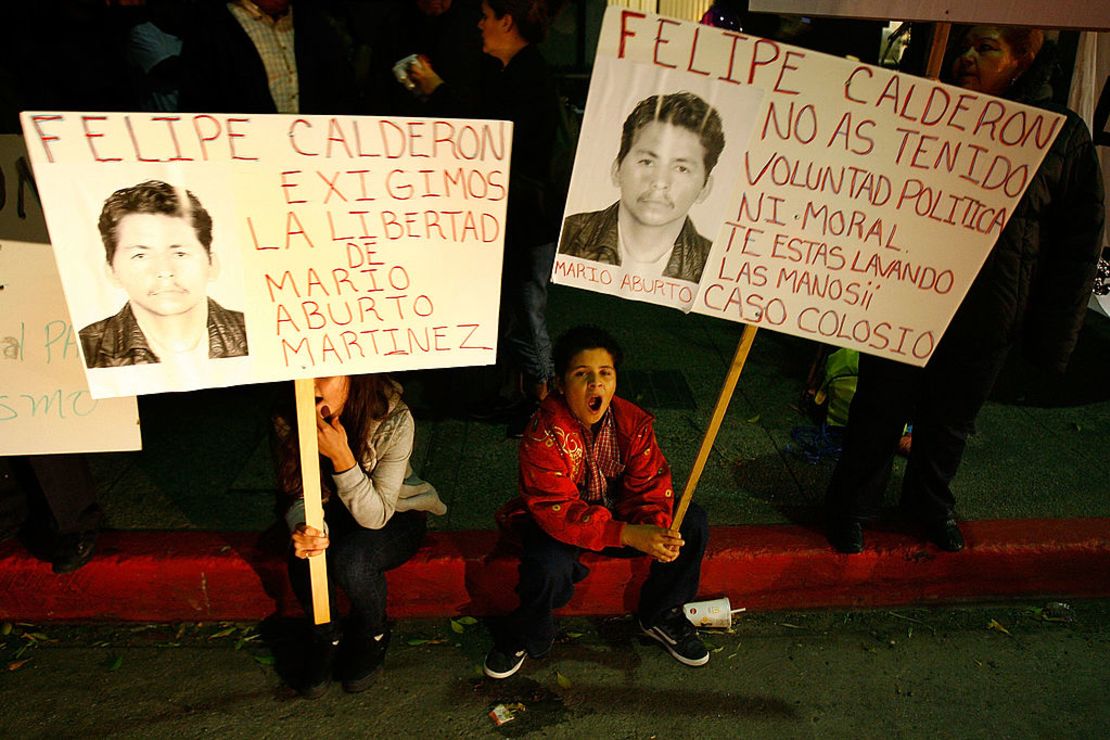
[277,374,395,500]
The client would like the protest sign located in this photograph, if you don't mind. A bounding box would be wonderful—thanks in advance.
[553,41,764,312]
[0,135,140,455]
[569,9,1062,366]
[747,1,1110,31]
[20,112,510,398]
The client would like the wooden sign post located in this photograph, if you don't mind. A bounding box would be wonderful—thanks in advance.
[294,378,330,625]
[670,324,758,532]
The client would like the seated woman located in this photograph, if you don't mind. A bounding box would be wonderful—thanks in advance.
[484,326,710,678]
[277,375,446,698]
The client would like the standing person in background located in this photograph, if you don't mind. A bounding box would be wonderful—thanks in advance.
[179,0,355,115]
[409,0,565,436]
[369,0,489,116]
[826,26,1105,555]
[277,374,445,698]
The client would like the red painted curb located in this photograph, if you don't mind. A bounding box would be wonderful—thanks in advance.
[1,520,1108,622]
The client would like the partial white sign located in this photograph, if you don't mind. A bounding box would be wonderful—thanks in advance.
[747,1,1110,31]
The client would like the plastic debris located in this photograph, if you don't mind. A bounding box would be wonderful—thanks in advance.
[488,703,526,726]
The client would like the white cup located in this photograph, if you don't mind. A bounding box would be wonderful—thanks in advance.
[683,597,745,628]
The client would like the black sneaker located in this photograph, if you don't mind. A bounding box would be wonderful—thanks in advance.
[639,609,709,667]
[300,635,340,699]
[51,530,98,574]
[828,519,864,555]
[928,518,965,552]
[342,629,389,694]
[483,646,527,679]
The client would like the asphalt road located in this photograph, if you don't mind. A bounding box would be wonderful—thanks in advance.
[2,601,1106,738]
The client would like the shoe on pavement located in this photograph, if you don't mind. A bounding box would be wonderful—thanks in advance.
[928,518,964,552]
[300,635,340,699]
[51,530,98,574]
[828,519,864,554]
[342,629,389,693]
[483,646,527,679]
[639,609,709,667]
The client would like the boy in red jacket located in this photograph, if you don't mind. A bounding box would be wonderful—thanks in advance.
[484,326,709,678]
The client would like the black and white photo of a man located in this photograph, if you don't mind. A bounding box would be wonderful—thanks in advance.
[558,91,725,284]
[79,180,248,369]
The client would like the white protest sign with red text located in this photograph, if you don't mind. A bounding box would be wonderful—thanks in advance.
[21,112,510,398]
[585,8,1061,366]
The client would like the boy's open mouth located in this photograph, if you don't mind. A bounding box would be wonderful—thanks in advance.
[587,395,603,412]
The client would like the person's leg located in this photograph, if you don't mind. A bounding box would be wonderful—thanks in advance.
[327,509,427,692]
[25,454,101,573]
[501,241,556,435]
[328,509,428,637]
[25,454,101,534]
[825,354,918,551]
[287,539,342,698]
[636,503,711,667]
[0,459,29,541]
[901,346,1009,548]
[507,518,585,656]
[511,240,556,393]
[485,519,585,679]
[637,502,709,626]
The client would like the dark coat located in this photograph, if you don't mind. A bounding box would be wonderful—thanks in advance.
[558,201,713,283]
[79,298,248,368]
[430,44,560,248]
[942,47,1105,373]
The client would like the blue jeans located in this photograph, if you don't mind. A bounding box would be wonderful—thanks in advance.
[502,503,709,656]
[288,504,426,637]
[501,240,556,387]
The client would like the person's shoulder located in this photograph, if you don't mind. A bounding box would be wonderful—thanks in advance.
[207,298,247,332]
[523,395,579,446]
[79,305,146,367]
[611,395,654,426]
[564,205,612,228]
[79,315,113,341]
[559,202,619,255]
[533,393,574,429]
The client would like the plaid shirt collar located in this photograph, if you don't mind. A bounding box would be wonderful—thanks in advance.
[579,406,625,506]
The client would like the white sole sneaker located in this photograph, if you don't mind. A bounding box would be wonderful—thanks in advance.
[483,649,526,679]
[639,621,710,667]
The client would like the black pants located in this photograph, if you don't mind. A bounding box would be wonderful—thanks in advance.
[1,455,101,535]
[825,343,1009,524]
[288,503,426,638]
[504,503,709,656]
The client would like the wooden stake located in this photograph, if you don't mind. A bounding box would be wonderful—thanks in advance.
[925,22,951,80]
[294,378,330,625]
[670,324,759,533]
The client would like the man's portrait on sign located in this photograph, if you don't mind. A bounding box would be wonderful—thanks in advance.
[79,180,249,370]
[559,91,725,285]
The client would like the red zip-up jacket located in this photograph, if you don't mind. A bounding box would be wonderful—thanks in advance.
[497,394,675,551]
